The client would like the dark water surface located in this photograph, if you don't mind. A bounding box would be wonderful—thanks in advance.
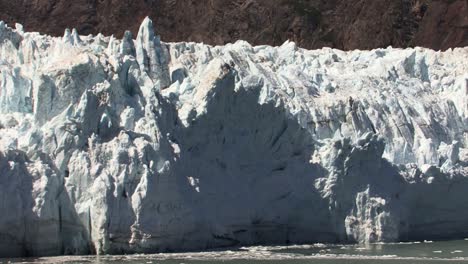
[3,239,468,264]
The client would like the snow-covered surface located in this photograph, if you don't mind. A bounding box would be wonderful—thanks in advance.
[0,17,467,257]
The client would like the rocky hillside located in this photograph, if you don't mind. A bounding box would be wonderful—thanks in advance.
[0,0,466,50]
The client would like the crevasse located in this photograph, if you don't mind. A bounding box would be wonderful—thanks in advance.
[0,18,467,257]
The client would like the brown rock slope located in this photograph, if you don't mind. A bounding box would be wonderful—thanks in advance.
[0,0,466,50]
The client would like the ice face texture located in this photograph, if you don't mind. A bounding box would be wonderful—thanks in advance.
[0,18,467,257]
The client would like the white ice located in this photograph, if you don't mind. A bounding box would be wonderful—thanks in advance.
[0,17,467,257]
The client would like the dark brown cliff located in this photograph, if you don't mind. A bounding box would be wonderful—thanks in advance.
[0,0,466,50]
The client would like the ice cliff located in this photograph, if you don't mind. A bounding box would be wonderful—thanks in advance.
[0,18,467,257]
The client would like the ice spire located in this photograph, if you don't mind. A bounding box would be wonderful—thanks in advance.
[63,28,82,45]
[71,28,82,45]
[15,23,24,34]
[63,28,71,41]
[94,33,106,46]
[0,21,5,39]
[120,30,135,56]
[107,35,117,54]
[0,21,22,48]
[135,17,170,89]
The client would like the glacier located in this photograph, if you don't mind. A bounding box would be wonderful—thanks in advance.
[0,17,467,257]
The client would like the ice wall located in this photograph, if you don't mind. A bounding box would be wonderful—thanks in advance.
[0,18,467,257]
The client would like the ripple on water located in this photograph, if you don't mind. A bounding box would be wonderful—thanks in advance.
[2,240,468,263]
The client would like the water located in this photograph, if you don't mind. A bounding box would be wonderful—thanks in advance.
[3,239,468,264]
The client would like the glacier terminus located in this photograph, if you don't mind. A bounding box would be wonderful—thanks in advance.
[0,17,467,257]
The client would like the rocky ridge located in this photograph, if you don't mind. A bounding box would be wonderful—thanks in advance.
[0,0,467,51]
